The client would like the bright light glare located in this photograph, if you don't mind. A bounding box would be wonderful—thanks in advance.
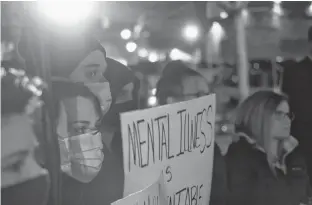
[138,48,148,58]
[169,48,192,61]
[276,56,283,63]
[148,52,159,63]
[126,42,137,53]
[307,3,312,16]
[273,3,283,15]
[148,96,157,106]
[220,11,228,19]
[151,88,157,96]
[37,1,93,26]
[183,24,199,41]
[120,29,132,40]
[210,22,224,40]
[274,1,282,5]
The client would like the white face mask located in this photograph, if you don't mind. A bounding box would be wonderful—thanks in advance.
[85,82,112,115]
[59,132,104,183]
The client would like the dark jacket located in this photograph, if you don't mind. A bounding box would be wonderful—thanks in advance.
[226,137,311,205]
[210,143,227,205]
[282,57,312,144]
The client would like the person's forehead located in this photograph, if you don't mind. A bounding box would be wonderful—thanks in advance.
[61,96,98,122]
[69,50,107,83]
[1,115,35,158]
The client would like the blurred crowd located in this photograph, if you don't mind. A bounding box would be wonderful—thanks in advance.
[2,6,312,205]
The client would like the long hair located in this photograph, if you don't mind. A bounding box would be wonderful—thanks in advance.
[235,90,288,171]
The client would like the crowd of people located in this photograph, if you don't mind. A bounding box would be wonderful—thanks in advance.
[2,13,312,205]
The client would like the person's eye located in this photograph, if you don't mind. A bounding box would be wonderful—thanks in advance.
[90,71,97,77]
[85,70,98,79]
[74,127,85,134]
[3,159,26,173]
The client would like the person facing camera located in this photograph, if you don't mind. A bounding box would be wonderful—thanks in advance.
[156,60,227,205]
[52,81,105,184]
[226,90,311,205]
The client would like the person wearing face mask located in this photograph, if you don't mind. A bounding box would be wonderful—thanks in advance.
[1,67,50,205]
[77,58,140,205]
[52,81,105,184]
[19,25,112,117]
[227,90,311,205]
[155,60,227,205]
[47,50,139,205]
[102,58,140,161]
[51,80,118,205]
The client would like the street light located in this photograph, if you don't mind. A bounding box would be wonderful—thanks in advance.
[273,1,283,15]
[126,42,137,53]
[148,52,159,63]
[37,1,94,26]
[183,24,199,42]
[121,29,132,40]
[220,11,228,19]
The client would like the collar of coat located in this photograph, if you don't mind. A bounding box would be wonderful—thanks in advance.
[236,132,298,173]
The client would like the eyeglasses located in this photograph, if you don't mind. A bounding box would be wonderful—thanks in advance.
[275,111,295,121]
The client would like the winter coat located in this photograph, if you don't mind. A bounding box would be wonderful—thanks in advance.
[210,143,227,205]
[226,137,311,205]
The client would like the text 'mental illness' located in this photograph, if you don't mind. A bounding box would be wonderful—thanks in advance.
[121,94,216,205]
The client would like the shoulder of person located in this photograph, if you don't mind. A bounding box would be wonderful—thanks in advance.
[227,138,252,156]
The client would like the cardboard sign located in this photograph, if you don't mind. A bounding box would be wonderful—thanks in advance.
[121,94,216,205]
[112,174,166,205]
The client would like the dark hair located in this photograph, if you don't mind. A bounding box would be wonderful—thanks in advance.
[1,71,33,117]
[1,65,43,117]
[156,60,206,105]
[51,81,102,121]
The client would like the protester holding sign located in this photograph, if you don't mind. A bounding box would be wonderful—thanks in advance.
[156,60,227,205]
[227,90,311,205]
[121,87,216,205]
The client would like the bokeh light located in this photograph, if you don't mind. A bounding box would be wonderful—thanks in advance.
[183,24,199,41]
[126,42,137,53]
[121,29,132,40]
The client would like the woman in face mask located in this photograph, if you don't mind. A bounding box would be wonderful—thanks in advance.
[1,67,50,205]
[67,59,140,205]
[51,81,107,205]
[52,81,105,184]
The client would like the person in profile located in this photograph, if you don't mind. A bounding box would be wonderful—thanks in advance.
[1,67,50,205]
[156,60,227,205]
[282,26,312,186]
[226,90,311,205]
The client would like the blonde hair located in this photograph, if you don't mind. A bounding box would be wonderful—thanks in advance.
[235,90,288,172]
